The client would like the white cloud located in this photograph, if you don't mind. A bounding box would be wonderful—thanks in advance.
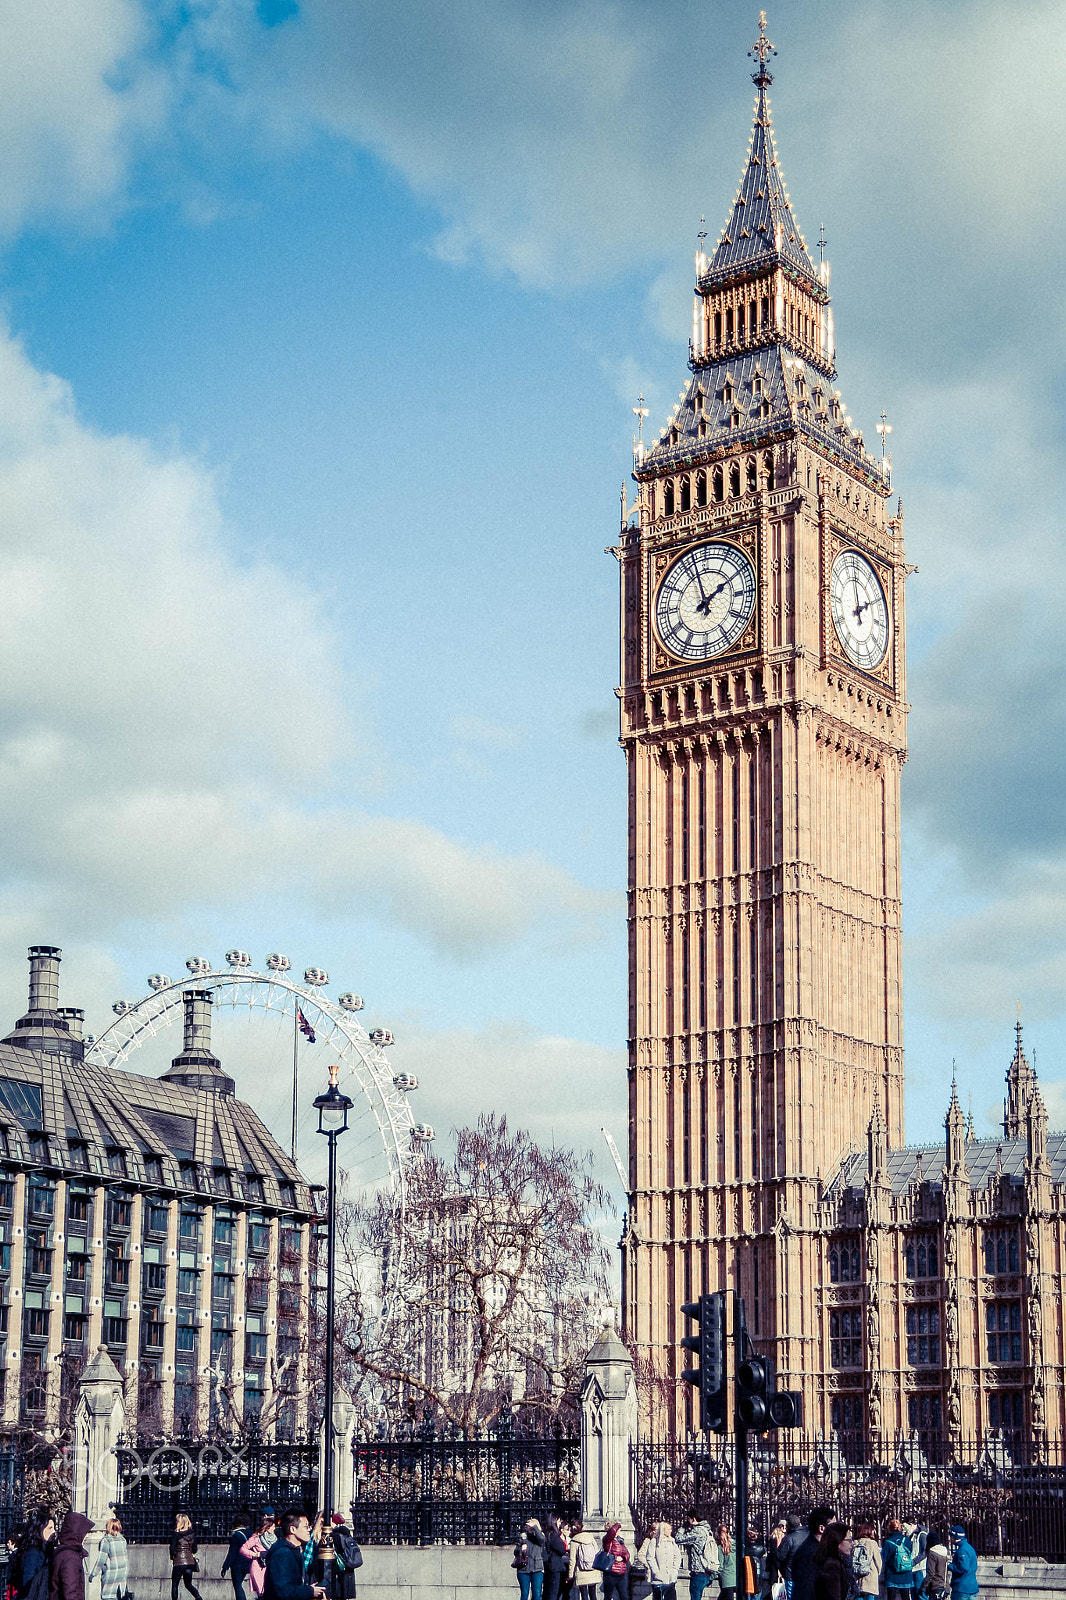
[0,0,165,234]
[0,321,608,967]
[388,1017,626,1191]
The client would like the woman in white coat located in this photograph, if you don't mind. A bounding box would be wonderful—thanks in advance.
[637,1523,683,1600]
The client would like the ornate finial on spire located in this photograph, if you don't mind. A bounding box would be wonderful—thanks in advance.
[817,223,828,263]
[697,215,707,251]
[632,394,649,442]
[749,11,776,89]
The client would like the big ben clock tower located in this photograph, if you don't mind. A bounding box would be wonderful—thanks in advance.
[619,16,908,1431]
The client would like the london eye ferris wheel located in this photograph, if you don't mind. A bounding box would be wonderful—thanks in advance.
[85,949,434,1319]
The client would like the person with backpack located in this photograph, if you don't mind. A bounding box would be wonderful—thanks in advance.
[851,1524,880,1599]
[568,1524,600,1599]
[882,1521,914,1600]
[676,1513,718,1600]
[327,1515,361,1600]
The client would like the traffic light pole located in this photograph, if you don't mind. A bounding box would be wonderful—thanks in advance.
[734,1291,748,1582]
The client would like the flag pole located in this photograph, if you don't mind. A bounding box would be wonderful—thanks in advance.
[292,997,299,1163]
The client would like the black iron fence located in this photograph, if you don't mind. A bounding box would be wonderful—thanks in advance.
[349,1424,580,1545]
[113,1437,319,1542]
[631,1432,1066,1561]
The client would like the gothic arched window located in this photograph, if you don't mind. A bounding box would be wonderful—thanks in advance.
[696,470,707,508]
[746,457,758,492]
[829,1249,839,1283]
[763,451,775,491]
[713,466,724,502]
[680,476,691,512]
[839,1249,850,1282]
[663,482,674,518]
[905,1241,916,1278]
[729,462,741,497]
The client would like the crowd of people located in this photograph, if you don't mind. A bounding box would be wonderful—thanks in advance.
[513,1512,979,1600]
[0,1505,362,1600]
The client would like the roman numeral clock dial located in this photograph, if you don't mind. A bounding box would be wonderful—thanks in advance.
[830,548,890,670]
[654,541,756,661]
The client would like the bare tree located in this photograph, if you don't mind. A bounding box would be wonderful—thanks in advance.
[336,1114,613,1433]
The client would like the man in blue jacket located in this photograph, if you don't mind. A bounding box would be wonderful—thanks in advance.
[264,1515,326,1600]
[949,1526,978,1599]
[221,1512,253,1600]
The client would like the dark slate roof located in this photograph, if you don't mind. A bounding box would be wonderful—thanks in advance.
[0,1035,315,1215]
[828,1135,1066,1197]
[705,85,816,283]
[639,347,885,487]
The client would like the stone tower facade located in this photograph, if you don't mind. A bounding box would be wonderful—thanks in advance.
[618,20,909,1432]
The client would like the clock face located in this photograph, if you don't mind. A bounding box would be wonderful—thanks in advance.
[655,541,757,661]
[830,549,890,669]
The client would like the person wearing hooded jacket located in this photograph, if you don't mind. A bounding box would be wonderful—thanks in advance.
[48,1514,93,1600]
[568,1524,600,1597]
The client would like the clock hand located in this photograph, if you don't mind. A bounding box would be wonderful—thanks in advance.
[697,577,729,615]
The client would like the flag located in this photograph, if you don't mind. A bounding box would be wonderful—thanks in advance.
[297,1007,316,1044]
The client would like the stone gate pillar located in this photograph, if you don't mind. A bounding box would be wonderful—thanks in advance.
[72,1348,126,1526]
[581,1328,636,1536]
[318,1384,357,1516]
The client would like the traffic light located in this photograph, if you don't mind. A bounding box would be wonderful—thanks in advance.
[736,1354,774,1431]
[681,1291,727,1433]
[768,1388,804,1429]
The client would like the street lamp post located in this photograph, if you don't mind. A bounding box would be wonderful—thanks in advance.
[314,1061,352,1519]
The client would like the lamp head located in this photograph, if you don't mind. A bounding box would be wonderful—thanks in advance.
[314,1064,353,1136]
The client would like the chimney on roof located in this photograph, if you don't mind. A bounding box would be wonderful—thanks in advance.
[27,946,61,1013]
[1,945,84,1054]
[161,990,235,1096]
[58,1008,84,1043]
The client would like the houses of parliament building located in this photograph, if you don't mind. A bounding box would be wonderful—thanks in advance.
[619,17,1064,1448]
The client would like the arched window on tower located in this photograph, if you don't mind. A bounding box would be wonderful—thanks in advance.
[726,307,734,343]
[713,466,724,502]
[763,450,775,491]
[761,295,769,328]
[737,302,746,341]
[729,462,741,497]
[680,476,691,512]
[829,1247,839,1283]
[746,457,758,492]
[714,310,722,349]
[696,470,707,507]
[663,481,674,517]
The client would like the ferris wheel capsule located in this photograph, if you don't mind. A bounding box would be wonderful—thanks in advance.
[186,957,212,976]
[393,1073,418,1091]
[411,1123,435,1142]
[369,1028,394,1046]
[226,950,252,969]
[147,974,171,991]
[304,967,329,987]
[266,954,291,972]
[338,992,364,1012]
[112,1001,131,1015]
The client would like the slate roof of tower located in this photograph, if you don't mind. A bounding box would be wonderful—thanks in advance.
[705,82,817,283]
[638,347,885,486]
[826,1135,1066,1197]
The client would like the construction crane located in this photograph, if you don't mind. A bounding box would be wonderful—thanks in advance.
[601,1127,628,1191]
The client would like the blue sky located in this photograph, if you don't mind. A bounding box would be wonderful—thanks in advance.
[0,0,1063,1203]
